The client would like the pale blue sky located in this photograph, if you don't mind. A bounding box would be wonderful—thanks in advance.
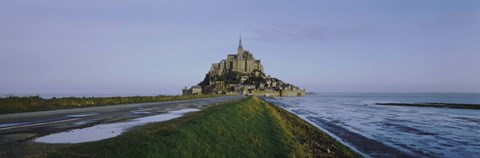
[1,0,479,95]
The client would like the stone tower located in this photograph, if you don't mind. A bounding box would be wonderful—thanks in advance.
[237,35,245,59]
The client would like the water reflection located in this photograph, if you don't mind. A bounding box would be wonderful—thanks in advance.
[35,109,200,144]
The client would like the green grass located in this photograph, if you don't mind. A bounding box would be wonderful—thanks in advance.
[0,95,222,114]
[376,102,480,110]
[47,97,361,158]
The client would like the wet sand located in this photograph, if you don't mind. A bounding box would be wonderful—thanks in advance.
[308,117,415,158]
[265,95,480,158]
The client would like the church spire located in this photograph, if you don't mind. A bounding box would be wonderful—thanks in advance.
[238,34,243,50]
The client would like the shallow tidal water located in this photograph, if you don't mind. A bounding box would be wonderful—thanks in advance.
[35,109,200,144]
[266,93,480,158]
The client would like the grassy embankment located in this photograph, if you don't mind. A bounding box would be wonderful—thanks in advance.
[48,97,361,158]
[376,103,480,110]
[0,95,222,114]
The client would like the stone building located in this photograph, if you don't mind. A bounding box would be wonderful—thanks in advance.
[183,36,305,97]
[209,36,264,77]
[182,86,202,95]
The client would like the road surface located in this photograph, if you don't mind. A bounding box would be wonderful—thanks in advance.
[0,95,245,152]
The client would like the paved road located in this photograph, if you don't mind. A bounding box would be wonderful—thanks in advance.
[0,95,245,146]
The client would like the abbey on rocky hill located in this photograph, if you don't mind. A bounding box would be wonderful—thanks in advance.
[183,36,305,97]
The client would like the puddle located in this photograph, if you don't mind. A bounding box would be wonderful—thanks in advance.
[0,122,31,128]
[1,118,80,130]
[65,113,99,118]
[70,120,97,125]
[35,108,200,144]
[130,111,152,115]
[168,109,200,114]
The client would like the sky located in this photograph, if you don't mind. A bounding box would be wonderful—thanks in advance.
[1,0,479,95]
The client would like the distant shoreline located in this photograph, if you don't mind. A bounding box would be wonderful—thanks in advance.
[0,93,172,99]
[375,102,480,110]
[314,92,480,95]
[3,92,479,99]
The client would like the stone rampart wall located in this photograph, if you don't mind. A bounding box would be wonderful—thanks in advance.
[280,90,306,97]
[252,91,280,97]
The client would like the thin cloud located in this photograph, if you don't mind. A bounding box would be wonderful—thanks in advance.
[250,25,380,44]
[423,12,480,31]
